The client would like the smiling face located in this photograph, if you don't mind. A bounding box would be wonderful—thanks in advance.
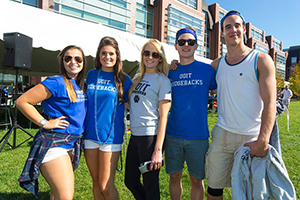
[222,14,246,46]
[99,45,117,72]
[143,43,162,73]
[175,33,198,60]
[63,48,84,79]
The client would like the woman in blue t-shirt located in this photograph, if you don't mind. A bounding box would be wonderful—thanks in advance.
[84,36,132,199]
[16,45,87,199]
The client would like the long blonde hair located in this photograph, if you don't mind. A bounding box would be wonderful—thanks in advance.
[94,36,126,103]
[129,39,168,96]
[58,45,86,103]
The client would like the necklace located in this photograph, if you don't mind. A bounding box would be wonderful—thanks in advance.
[226,47,247,61]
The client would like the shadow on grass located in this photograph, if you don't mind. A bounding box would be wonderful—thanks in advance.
[0,192,49,200]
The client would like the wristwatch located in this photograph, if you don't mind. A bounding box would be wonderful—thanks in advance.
[38,119,48,127]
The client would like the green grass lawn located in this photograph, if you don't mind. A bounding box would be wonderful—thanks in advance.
[0,101,299,199]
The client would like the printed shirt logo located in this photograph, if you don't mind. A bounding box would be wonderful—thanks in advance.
[87,78,116,92]
[75,90,87,102]
[171,72,203,87]
[132,80,150,96]
[134,95,140,103]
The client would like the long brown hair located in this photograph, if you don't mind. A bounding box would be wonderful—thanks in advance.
[129,39,168,96]
[58,45,86,102]
[94,36,126,103]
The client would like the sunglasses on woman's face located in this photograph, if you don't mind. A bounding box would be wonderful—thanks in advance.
[63,56,83,63]
[143,50,160,59]
[177,39,197,46]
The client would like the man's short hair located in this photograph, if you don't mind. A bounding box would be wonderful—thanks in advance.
[220,10,246,31]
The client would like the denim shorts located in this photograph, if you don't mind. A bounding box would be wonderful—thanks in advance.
[165,134,208,180]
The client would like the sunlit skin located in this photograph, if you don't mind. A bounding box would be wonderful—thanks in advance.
[99,45,117,72]
[63,49,84,79]
[222,15,246,48]
[175,33,198,65]
[143,44,162,74]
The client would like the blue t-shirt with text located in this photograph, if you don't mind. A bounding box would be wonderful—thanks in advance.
[167,60,217,139]
[41,75,87,148]
[84,69,132,145]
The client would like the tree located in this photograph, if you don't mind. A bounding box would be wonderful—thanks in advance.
[276,70,285,93]
[289,63,300,97]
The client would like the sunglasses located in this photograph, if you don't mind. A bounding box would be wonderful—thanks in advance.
[177,39,197,46]
[143,50,160,59]
[63,56,83,63]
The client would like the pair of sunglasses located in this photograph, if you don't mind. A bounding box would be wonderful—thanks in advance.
[63,56,83,63]
[177,39,197,46]
[143,50,160,59]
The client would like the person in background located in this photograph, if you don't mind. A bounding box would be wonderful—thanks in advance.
[124,39,171,200]
[1,85,9,104]
[16,45,87,199]
[17,83,24,93]
[281,85,293,109]
[206,11,276,200]
[24,83,30,92]
[84,36,132,200]
[166,26,217,200]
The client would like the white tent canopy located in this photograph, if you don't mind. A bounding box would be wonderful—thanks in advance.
[0,0,211,77]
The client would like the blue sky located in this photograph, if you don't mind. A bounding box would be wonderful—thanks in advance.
[205,0,300,49]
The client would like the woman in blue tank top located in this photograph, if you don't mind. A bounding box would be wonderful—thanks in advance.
[16,45,87,199]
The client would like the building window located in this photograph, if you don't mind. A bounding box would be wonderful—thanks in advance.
[273,39,281,50]
[218,7,227,21]
[291,57,297,65]
[254,43,269,54]
[203,11,210,59]
[135,1,153,38]
[177,0,197,9]
[251,28,263,42]
[275,53,286,78]
[10,0,39,7]
[53,0,131,32]
[167,5,203,56]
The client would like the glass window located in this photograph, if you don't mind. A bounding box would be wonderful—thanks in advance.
[291,57,297,65]
[61,5,83,18]
[85,0,110,9]
[110,19,126,30]
[136,0,146,4]
[85,12,109,25]
[176,0,196,9]
[111,0,127,8]
[23,0,38,7]
[136,3,146,11]
[11,0,39,7]
[54,0,130,32]
[219,12,225,21]
[85,4,110,18]
[135,2,153,38]
[254,43,269,54]
[168,6,203,56]
[136,9,146,21]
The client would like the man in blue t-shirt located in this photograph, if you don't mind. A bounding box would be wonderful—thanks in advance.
[165,27,217,200]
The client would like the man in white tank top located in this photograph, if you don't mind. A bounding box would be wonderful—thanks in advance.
[206,11,277,200]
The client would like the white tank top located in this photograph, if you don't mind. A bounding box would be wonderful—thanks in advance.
[216,50,263,135]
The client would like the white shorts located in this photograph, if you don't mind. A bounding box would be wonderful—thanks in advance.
[42,147,71,164]
[84,140,122,152]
